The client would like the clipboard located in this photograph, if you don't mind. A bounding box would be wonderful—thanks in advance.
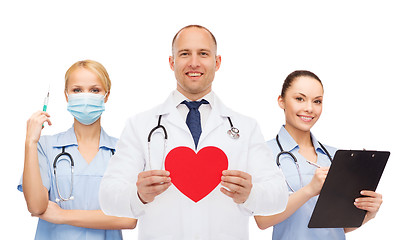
[308,150,390,228]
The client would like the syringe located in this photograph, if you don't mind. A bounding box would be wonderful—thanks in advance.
[42,86,50,127]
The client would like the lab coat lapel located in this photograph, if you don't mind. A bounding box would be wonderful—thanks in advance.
[156,92,190,135]
[199,94,232,146]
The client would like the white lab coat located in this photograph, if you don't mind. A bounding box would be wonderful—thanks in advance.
[99,92,288,240]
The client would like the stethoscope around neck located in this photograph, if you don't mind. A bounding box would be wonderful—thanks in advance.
[275,134,332,192]
[147,114,239,170]
[52,146,114,202]
[53,147,75,202]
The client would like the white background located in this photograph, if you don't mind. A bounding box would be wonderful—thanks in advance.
[1,0,399,239]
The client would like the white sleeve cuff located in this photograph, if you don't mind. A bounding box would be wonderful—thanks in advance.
[130,188,147,218]
[237,184,258,216]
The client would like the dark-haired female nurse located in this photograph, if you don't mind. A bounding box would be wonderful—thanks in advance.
[254,70,383,240]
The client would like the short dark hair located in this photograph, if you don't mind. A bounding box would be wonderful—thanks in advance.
[281,70,323,98]
[171,25,217,55]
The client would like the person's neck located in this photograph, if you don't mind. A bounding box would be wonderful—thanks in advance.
[73,119,101,143]
[177,88,211,101]
[284,124,313,148]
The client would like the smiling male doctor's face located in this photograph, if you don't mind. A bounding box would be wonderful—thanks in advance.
[169,26,221,101]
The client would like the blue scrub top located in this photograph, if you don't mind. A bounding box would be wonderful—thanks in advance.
[267,126,346,240]
[18,126,122,240]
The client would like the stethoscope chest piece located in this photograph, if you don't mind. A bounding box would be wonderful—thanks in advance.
[226,117,240,139]
[227,127,240,139]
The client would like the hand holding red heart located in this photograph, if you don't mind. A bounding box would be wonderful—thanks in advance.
[136,170,172,204]
[220,170,253,204]
[141,147,252,204]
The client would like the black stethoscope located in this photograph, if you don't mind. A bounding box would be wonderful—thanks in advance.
[275,135,332,192]
[147,115,239,170]
[53,147,74,202]
[53,146,114,202]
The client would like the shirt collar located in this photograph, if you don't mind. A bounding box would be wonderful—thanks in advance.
[277,125,324,153]
[277,126,298,152]
[172,90,215,109]
[53,125,115,150]
[53,126,78,148]
[98,128,116,150]
[310,132,326,154]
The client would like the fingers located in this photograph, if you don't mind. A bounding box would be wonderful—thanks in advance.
[354,200,381,212]
[139,181,171,195]
[220,170,252,204]
[137,170,171,188]
[137,170,172,204]
[354,191,383,212]
[27,111,51,126]
[26,111,52,143]
[222,170,251,180]
[315,167,329,180]
[138,170,170,178]
[221,175,251,192]
[360,190,382,198]
[220,187,235,198]
[137,182,171,204]
[306,167,329,196]
[30,111,51,120]
[221,170,252,190]
[138,175,171,189]
[315,167,329,175]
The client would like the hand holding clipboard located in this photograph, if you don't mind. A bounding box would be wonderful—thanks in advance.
[308,150,389,228]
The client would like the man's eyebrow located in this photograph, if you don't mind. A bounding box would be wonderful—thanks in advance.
[177,49,190,53]
[177,48,212,52]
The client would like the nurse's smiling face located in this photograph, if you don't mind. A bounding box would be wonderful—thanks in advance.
[169,27,221,100]
[278,76,324,134]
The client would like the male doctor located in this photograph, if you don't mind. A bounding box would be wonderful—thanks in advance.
[99,25,288,240]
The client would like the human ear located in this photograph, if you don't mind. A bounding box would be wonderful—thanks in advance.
[278,95,285,110]
[169,56,174,71]
[215,55,222,71]
[104,91,110,103]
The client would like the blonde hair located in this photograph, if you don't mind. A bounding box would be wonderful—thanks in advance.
[65,60,111,92]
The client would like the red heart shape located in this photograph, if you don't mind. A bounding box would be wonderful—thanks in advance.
[165,146,228,203]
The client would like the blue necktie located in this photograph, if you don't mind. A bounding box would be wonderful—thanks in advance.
[182,99,209,149]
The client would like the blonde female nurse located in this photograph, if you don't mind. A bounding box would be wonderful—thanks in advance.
[255,70,382,239]
[18,60,136,239]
